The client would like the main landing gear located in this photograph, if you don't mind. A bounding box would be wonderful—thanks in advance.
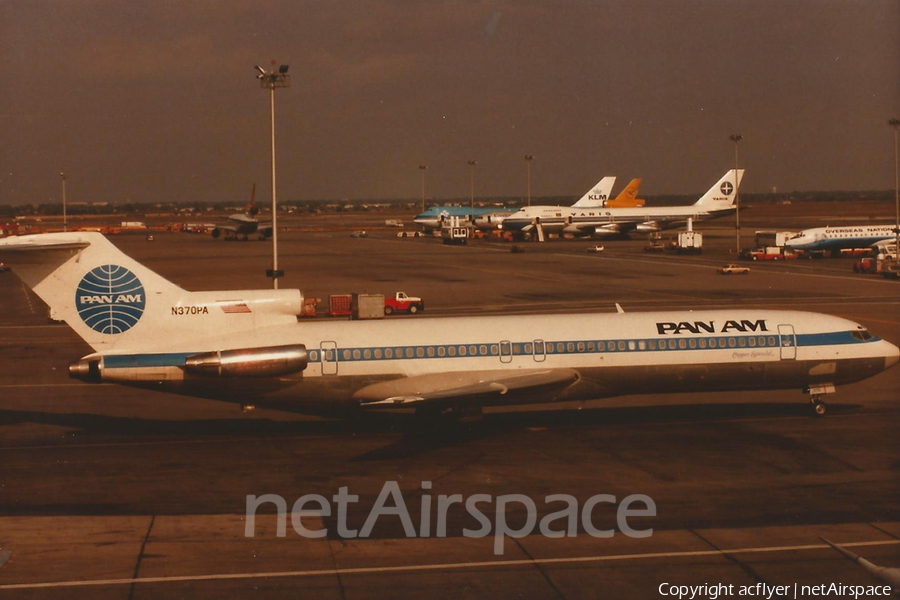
[805,383,836,417]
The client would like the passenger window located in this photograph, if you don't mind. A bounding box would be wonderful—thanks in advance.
[406,348,414,358]
[416,348,425,358]
[490,344,499,355]
[343,350,351,360]
[374,349,382,359]
[638,340,646,350]
[310,351,319,362]
[364,349,372,359]
[668,340,677,350]
[459,346,467,356]
[427,347,434,357]
[649,340,656,350]
[688,339,696,349]
[748,338,756,347]
[588,342,595,352]
[728,338,737,348]
[352,350,361,360]
[567,342,575,352]
[557,343,565,353]
[738,338,746,347]
[448,346,456,356]
[480,345,488,356]
[385,348,393,359]
[438,347,446,357]
[627,341,635,351]
[577,342,585,352]
[678,339,686,349]
[469,345,477,356]
[618,341,626,351]
[709,339,717,348]
[698,339,706,349]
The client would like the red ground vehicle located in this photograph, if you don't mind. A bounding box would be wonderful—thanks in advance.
[853,258,877,274]
[741,246,795,261]
[384,292,424,315]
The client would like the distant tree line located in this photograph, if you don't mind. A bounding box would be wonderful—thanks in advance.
[0,190,895,217]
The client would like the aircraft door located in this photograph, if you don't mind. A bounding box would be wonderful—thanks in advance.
[499,341,513,364]
[320,341,339,375]
[778,325,796,360]
[533,339,546,362]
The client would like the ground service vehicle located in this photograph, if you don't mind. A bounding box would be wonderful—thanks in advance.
[350,231,367,238]
[854,258,877,274]
[586,245,605,253]
[743,247,792,261]
[676,231,703,254]
[383,292,424,315]
[755,231,796,247]
[719,264,750,275]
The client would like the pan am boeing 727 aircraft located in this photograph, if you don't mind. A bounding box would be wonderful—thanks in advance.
[0,232,896,418]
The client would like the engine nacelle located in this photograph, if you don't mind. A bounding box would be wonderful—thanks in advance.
[184,345,308,378]
[592,225,621,237]
[69,344,309,384]
[635,222,661,233]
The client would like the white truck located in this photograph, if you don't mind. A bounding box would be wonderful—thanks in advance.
[676,230,703,254]
[755,230,796,248]
[385,219,404,228]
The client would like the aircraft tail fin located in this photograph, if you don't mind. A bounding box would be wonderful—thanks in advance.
[0,232,302,354]
[572,176,616,208]
[693,169,744,211]
[248,183,258,216]
[607,178,645,207]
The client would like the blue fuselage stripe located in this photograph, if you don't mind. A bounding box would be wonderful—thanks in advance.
[98,330,875,369]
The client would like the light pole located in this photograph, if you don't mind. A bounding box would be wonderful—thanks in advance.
[468,160,477,212]
[890,118,900,253]
[59,172,67,232]
[419,165,427,212]
[524,155,534,206]
[729,134,743,253]
[255,62,290,289]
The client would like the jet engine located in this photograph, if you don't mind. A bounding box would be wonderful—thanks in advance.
[184,345,308,377]
[635,222,661,233]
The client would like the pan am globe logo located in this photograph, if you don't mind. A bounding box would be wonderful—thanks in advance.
[75,265,146,334]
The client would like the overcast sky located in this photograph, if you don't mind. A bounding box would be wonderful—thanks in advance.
[1,0,898,205]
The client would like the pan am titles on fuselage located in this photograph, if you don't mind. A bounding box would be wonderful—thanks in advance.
[0,231,897,419]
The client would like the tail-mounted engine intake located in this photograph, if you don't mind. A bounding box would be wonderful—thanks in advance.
[184,344,308,378]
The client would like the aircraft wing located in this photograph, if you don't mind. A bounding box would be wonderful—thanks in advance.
[354,368,580,408]
[215,225,241,234]
[257,224,273,236]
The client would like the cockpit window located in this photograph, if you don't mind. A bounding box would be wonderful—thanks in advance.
[851,329,873,341]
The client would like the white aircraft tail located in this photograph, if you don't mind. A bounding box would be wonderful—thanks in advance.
[572,176,617,208]
[0,232,303,353]
[693,169,744,211]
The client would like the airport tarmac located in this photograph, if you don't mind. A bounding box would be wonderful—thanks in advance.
[1,208,899,598]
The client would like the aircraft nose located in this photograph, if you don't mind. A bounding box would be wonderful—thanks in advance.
[885,341,900,371]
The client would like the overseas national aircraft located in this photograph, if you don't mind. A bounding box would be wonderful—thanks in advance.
[784,225,899,255]
[0,231,896,418]
[211,184,273,241]
[501,170,743,240]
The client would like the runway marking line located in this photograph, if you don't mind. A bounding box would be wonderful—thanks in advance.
[1,539,897,590]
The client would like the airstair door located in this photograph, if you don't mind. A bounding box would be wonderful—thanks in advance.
[320,341,339,375]
[778,325,796,360]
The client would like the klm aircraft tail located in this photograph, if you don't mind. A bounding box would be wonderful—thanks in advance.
[693,169,744,211]
[0,232,303,353]
[571,176,616,208]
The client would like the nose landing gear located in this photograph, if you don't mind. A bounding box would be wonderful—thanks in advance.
[811,396,827,416]
[806,383,835,417]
